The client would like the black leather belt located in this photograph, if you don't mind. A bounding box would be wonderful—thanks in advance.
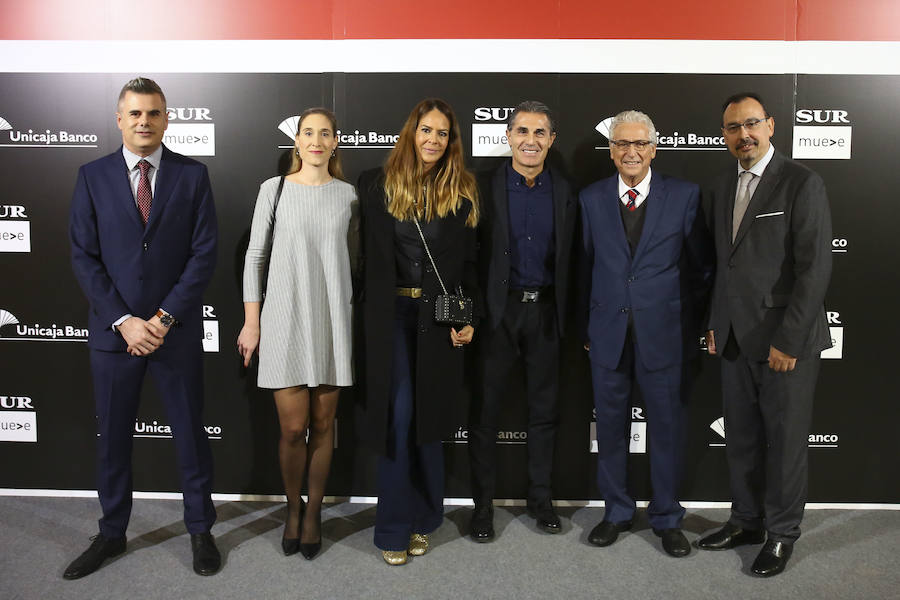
[510,287,552,303]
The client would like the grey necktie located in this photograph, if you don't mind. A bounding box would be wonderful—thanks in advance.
[732,171,754,242]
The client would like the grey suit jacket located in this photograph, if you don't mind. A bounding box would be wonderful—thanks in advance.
[706,150,832,361]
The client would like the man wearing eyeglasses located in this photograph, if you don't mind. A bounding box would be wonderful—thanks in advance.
[578,110,713,557]
[698,92,832,577]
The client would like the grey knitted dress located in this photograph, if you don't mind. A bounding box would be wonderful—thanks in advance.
[243,177,359,388]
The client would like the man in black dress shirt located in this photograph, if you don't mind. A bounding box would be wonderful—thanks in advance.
[468,101,577,541]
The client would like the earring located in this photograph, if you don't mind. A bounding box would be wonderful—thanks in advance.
[295,148,300,156]
[331,150,335,158]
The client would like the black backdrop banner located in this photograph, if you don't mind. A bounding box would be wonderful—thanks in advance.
[1,72,897,504]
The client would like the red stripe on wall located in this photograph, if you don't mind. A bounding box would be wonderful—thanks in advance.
[0,0,896,41]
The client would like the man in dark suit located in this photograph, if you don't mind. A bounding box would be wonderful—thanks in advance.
[65,77,220,578]
[579,110,712,557]
[697,92,832,577]
[468,101,577,541]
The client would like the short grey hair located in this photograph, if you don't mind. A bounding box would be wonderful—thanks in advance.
[507,100,557,133]
[117,77,166,109]
[608,110,658,145]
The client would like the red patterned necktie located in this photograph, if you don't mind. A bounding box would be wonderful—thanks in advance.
[626,188,638,212]
[137,159,152,225]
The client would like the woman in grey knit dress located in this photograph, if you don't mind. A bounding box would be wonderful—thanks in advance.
[237,108,358,560]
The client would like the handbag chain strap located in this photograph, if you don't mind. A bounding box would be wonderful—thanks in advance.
[412,214,450,297]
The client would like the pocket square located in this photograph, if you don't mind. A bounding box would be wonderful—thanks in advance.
[755,211,784,219]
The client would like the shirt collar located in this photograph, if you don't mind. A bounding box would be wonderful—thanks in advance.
[122,144,163,172]
[737,143,774,178]
[618,167,652,200]
[506,162,551,189]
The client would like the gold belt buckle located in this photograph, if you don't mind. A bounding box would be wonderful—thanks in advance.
[396,287,423,298]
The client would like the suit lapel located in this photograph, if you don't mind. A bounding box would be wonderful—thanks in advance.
[146,146,182,235]
[602,176,631,259]
[732,151,784,252]
[492,164,510,253]
[632,171,665,262]
[551,167,567,264]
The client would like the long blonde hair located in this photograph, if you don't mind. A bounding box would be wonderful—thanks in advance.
[383,98,479,227]
[287,107,345,180]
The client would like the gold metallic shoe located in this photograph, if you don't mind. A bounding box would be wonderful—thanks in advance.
[382,550,408,565]
[408,533,429,556]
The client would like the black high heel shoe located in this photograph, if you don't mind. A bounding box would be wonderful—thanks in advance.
[299,505,321,560]
[281,497,305,556]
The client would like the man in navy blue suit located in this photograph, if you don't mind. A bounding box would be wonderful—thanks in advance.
[579,110,712,557]
[65,77,220,578]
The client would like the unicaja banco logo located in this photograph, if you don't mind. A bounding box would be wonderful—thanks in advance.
[594,116,725,151]
[709,416,838,448]
[277,116,398,150]
[0,114,99,148]
[0,309,19,331]
[0,308,88,342]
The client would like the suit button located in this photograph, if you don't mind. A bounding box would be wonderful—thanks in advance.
[621,308,629,313]
[419,327,427,334]
[143,242,148,251]
[728,261,735,268]
[504,249,510,255]
[501,279,507,285]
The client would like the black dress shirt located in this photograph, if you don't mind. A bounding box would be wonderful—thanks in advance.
[506,164,555,289]
[394,205,442,288]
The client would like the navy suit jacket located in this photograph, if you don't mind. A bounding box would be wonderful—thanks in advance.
[579,171,713,371]
[70,145,218,351]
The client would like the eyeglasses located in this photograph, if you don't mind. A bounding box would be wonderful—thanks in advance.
[610,140,654,151]
[722,117,770,134]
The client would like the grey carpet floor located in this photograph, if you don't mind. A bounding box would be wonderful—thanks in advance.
[0,497,897,600]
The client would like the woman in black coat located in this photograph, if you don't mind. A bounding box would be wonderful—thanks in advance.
[357,98,480,565]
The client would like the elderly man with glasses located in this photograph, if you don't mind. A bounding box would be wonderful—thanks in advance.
[578,109,713,557]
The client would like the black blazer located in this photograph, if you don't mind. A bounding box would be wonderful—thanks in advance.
[477,162,577,333]
[355,168,482,452]
[706,150,832,360]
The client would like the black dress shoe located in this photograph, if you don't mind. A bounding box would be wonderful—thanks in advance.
[527,503,561,534]
[63,534,126,580]
[282,498,304,556]
[299,505,321,560]
[696,522,766,550]
[191,532,221,576]
[653,528,691,557]
[751,540,793,577]
[588,520,632,547]
[299,539,321,560]
[470,505,495,543]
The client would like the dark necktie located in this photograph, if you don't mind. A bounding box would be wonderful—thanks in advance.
[626,189,639,212]
[137,159,152,225]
